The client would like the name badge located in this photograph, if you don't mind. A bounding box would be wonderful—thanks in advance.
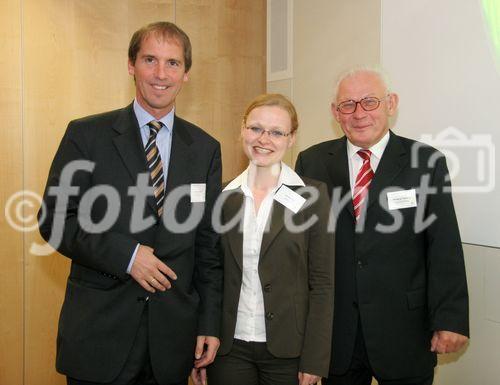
[274,185,306,214]
[387,189,417,210]
[190,183,206,203]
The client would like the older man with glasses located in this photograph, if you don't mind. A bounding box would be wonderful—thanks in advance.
[295,68,469,385]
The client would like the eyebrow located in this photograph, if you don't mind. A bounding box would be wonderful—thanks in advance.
[338,93,378,102]
[246,122,287,130]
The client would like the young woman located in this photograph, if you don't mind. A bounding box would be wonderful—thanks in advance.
[195,93,334,385]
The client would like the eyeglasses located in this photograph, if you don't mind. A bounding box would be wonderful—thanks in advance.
[245,126,291,139]
[336,95,389,114]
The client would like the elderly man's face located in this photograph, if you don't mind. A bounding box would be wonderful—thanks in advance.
[332,72,398,148]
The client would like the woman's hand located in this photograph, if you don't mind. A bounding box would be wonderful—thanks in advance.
[298,371,321,385]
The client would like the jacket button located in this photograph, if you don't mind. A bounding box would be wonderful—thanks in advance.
[264,284,272,292]
[266,312,274,320]
[137,296,149,302]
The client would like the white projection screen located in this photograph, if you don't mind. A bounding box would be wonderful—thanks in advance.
[381,0,500,248]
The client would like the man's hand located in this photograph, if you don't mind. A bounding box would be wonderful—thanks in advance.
[194,336,220,368]
[191,367,207,385]
[430,330,468,353]
[298,372,320,385]
[130,245,177,293]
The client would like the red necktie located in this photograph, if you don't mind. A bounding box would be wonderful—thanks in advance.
[352,149,374,222]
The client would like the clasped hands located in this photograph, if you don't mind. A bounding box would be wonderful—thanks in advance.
[191,336,220,385]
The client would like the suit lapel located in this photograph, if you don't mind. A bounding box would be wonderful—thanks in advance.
[223,187,288,270]
[327,138,354,218]
[112,104,157,215]
[366,131,408,210]
[155,116,195,244]
[259,200,286,261]
[164,116,194,195]
[223,190,245,271]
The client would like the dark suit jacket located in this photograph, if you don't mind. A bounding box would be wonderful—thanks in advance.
[295,131,469,379]
[217,177,335,377]
[38,103,222,383]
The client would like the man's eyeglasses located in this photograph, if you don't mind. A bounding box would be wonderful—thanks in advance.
[245,126,291,139]
[336,95,389,114]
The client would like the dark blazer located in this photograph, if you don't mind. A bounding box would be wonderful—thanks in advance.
[38,103,222,383]
[295,131,469,379]
[216,177,335,377]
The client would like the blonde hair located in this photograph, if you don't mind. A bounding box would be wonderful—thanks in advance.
[242,93,298,133]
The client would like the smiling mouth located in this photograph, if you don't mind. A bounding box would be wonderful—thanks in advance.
[353,124,371,130]
[253,146,272,154]
[152,84,168,90]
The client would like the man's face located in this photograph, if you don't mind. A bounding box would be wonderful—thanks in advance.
[332,72,398,148]
[128,33,188,119]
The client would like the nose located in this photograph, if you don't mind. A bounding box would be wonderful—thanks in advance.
[352,102,367,119]
[155,63,168,80]
[257,130,271,144]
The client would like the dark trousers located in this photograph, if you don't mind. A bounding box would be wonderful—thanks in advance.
[323,325,434,385]
[207,339,300,385]
[67,305,187,385]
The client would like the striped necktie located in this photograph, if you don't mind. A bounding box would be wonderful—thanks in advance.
[352,149,374,222]
[146,120,165,217]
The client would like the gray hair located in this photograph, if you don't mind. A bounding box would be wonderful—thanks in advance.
[333,66,393,101]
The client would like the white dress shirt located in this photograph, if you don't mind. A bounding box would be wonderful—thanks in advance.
[223,162,305,342]
[346,131,390,195]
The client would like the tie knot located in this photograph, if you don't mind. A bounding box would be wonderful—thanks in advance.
[357,149,371,161]
[148,120,163,135]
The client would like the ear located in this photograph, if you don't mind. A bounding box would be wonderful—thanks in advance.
[387,93,399,116]
[331,102,340,122]
[183,71,189,82]
[128,60,135,76]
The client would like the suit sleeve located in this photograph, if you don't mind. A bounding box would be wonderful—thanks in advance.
[38,121,137,279]
[299,182,335,377]
[425,154,469,336]
[193,144,223,337]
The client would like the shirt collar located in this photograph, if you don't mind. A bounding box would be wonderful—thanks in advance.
[133,99,175,132]
[346,130,390,161]
[223,162,305,192]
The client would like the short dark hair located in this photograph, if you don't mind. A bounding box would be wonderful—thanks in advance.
[128,21,192,72]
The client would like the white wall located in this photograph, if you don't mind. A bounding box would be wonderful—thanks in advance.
[268,0,381,165]
[267,1,500,384]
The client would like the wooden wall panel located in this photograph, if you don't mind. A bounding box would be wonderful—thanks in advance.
[0,1,24,384]
[176,0,267,181]
[22,2,174,384]
[2,1,266,383]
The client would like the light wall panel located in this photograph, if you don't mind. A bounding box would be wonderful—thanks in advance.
[1,1,265,384]
[0,1,24,384]
[22,2,174,384]
[176,0,267,181]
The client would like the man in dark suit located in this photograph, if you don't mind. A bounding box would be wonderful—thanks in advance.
[38,22,222,385]
[295,68,469,385]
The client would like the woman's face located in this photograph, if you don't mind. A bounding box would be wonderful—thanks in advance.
[241,105,296,168]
